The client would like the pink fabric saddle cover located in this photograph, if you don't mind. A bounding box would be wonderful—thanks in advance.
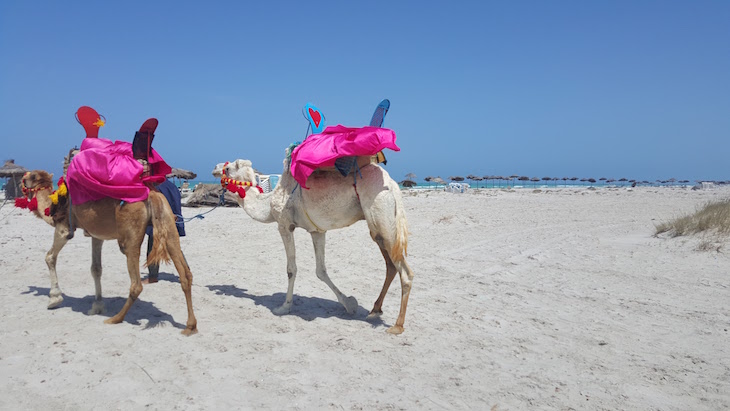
[66,138,172,205]
[290,125,399,188]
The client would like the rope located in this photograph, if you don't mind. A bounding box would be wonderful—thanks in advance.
[177,191,226,223]
[0,198,12,223]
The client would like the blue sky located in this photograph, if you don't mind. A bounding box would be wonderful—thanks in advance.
[1,1,728,183]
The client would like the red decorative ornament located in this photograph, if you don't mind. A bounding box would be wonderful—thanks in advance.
[15,197,29,208]
[44,208,51,216]
[27,197,38,211]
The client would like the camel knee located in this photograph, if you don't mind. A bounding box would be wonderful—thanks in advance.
[45,253,57,267]
[129,283,143,299]
[315,269,329,282]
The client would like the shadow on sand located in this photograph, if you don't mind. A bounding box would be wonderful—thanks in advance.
[23,286,187,331]
[206,283,388,329]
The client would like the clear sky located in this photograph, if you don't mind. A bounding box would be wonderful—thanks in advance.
[1,1,728,183]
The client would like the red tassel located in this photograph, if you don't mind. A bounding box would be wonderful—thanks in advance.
[237,186,247,198]
[257,186,264,194]
[58,177,65,186]
[44,208,51,216]
[15,197,29,208]
[227,182,237,192]
[28,197,39,211]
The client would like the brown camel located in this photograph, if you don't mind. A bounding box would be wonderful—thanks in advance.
[20,168,197,335]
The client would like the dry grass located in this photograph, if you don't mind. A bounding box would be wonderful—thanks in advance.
[655,198,730,238]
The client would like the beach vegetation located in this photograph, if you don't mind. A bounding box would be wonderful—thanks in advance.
[655,198,730,238]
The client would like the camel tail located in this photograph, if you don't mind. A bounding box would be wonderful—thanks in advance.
[390,191,409,262]
[146,192,173,267]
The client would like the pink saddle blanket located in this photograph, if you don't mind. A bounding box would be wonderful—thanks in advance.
[290,125,399,188]
[66,138,172,205]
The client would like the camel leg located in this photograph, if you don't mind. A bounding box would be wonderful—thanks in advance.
[274,225,297,315]
[87,238,105,315]
[104,240,143,325]
[45,224,70,309]
[166,236,198,335]
[387,258,415,335]
[310,232,358,314]
[367,240,398,320]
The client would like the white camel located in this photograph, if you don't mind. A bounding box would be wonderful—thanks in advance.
[212,155,415,334]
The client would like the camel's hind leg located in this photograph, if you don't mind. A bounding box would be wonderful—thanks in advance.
[88,238,105,315]
[367,239,398,320]
[310,232,358,314]
[105,243,143,325]
[45,224,70,309]
[165,235,197,335]
[388,258,414,335]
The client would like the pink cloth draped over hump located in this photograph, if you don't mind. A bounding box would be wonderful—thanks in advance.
[66,138,172,205]
[290,125,400,188]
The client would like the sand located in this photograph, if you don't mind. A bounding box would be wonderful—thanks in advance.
[1,186,728,410]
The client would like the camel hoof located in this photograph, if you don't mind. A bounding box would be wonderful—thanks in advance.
[273,304,291,315]
[87,301,105,315]
[47,295,64,309]
[386,325,404,335]
[366,310,382,320]
[104,317,123,325]
[181,327,198,336]
[343,296,358,315]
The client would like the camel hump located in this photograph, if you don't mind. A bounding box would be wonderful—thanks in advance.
[75,106,106,138]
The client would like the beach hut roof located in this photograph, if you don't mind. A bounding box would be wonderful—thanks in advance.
[0,160,29,177]
[400,179,417,188]
[167,167,197,180]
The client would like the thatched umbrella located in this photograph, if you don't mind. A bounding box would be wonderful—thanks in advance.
[432,177,446,186]
[167,167,197,180]
[405,172,417,181]
[449,176,465,182]
[423,176,433,187]
[400,179,417,188]
[1,160,29,199]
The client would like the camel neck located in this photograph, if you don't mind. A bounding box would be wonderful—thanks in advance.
[240,187,275,223]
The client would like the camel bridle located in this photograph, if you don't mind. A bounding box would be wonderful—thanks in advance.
[220,162,264,199]
[21,172,52,200]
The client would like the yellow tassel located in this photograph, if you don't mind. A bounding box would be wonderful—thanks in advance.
[58,184,67,196]
[50,192,59,205]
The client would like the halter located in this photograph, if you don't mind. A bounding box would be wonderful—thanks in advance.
[20,172,52,199]
[16,173,68,215]
[220,162,264,199]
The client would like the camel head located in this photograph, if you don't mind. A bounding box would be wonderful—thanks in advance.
[21,170,54,199]
[212,159,256,183]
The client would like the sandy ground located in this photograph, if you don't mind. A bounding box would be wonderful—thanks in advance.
[0,186,729,410]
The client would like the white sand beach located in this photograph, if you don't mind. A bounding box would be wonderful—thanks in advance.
[1,186,729,410]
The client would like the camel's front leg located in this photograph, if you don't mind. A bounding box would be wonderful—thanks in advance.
[105,242,143,325]
[310,232,358,314]
[88,238,105,315]
[274,224,298,315]
[45,224,70,309]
